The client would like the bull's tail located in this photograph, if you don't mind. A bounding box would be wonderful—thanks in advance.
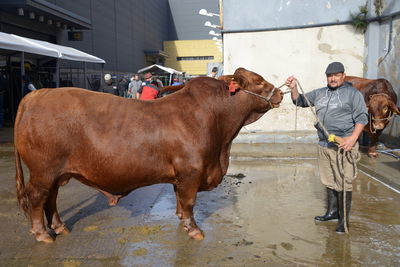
[15,145,31,219]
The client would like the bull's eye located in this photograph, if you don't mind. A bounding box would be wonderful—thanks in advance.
[383,106,388,114]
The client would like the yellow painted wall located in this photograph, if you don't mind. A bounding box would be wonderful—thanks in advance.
[164,40,222,76]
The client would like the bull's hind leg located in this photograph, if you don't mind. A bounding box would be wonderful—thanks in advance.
[44,184,69,236]
[98,189,123,206]
[26,180,54,243]
[173,184,183,220]
[175,182,204,240]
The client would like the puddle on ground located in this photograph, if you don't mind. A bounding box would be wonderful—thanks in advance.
[0,150,399,266]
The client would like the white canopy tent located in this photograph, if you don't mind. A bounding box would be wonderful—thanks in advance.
[0,31,105,63]
[137,64,182,75]
[0,31,105,90]
[0,32,60,58]
[137,64,183,86]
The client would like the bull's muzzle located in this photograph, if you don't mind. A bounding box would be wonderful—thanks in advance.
[372,122,385,130]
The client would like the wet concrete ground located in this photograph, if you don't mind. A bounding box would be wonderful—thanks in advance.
[0,133,399,266]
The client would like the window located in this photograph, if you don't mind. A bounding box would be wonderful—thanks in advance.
[177,56,214,61]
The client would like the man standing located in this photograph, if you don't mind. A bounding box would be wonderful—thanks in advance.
[138,80,160,100]
[127,74,142,99]
[208,67,218,79]
[22,75,36,96]
[100,74,118,95]
[285,62,368,233]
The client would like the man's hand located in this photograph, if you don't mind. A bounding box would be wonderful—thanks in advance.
[285,76,298,90]
[338,123,365,151]
[286,76,300,101]
[338,135,358,151]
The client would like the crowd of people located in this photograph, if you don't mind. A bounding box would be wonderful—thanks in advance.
[98,66,220,100]
[99,72,188,100]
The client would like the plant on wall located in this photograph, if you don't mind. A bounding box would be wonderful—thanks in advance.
[350,0,384,32]
[350,4,368,33]
[374,0,383,16]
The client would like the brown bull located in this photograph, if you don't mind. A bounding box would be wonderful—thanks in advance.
[345,76,400,157]
[14,68,283,243]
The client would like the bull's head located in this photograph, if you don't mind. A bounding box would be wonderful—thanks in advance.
[368,93,399,130]
[232,67,283,109]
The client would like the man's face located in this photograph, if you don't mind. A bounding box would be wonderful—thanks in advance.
[326,72,346,88]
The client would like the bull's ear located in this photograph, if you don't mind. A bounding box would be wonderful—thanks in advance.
[218,75,240,92]
[389,101,400,114]
[217,75,235,83]
[233,68,250,89]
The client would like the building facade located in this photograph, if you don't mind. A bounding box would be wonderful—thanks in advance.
[0,0,170,125]
[165,0,222,76]
[164,39,222,76]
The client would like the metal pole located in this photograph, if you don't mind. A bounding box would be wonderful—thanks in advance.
[70,66,72,86]
[56,59,60,87]
[84,62,87,89]
[21,52,25,98]
[101,63,104,88]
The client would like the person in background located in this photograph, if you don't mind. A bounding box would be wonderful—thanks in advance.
[117,76,129,97]
[127,73,142,99]
[138,79,161,100]
[285,62,368,234]
[208,67,218,79]
[22,75,36,96]
[100,74,118,95]
[155,77,164,89]
[171,77,183,86]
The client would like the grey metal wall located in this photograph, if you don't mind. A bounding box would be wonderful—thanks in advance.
[222,0,400,142]
[167,0,220,40]
[223,0,365,31]
[56,0,169,73]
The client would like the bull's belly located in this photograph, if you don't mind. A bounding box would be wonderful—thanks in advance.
[73,165,176,194]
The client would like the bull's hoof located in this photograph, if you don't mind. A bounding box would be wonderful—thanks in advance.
[176,212,183,220]
[188,228,204,240]
[53,224,70,235]
[35,232,54,243]
[107,195,122,206]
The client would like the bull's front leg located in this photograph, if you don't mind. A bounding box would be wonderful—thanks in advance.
[368,132,379,157]
[174,181,204,240]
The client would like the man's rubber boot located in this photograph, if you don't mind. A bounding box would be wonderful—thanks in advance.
[314,188,339,222]
[336,191,352,234]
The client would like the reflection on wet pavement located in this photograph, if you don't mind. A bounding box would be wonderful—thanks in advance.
[0,141,399,266]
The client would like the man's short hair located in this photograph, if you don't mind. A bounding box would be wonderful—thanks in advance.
[212,67,218,73]
[325,62,345,75]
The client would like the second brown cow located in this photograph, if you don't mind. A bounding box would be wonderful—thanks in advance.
[14,68,283,243]
[345,76,399,157]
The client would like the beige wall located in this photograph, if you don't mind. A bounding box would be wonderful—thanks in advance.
[224,24,365,132]
[164,40,222,76]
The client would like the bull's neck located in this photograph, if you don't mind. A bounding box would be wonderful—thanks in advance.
[214,91,264,144]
